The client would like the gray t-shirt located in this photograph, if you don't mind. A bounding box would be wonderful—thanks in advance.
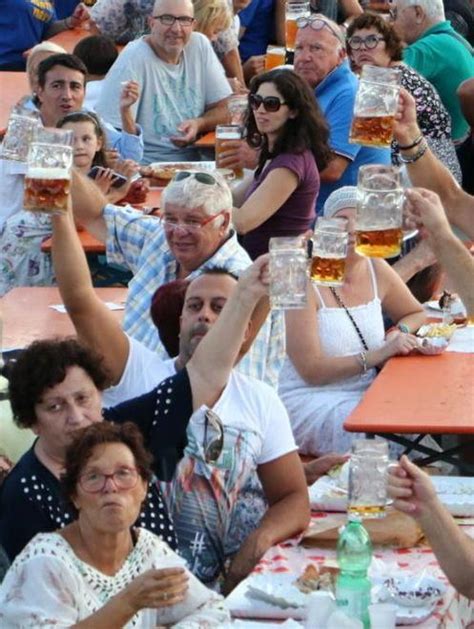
[95,33,232,163]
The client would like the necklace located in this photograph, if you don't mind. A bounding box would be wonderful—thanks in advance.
[329,286,369,351]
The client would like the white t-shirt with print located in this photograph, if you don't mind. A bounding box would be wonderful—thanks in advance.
[95,32,232,164]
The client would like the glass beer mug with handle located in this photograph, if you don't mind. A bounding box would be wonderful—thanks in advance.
[269,235,309,310]
[350,65,401,148]
[348,438,389,519]
[285,1,310,52]
[311,217,349,287]
[1,108,41,162]
[355,164,404,258]
[24,127,74,215]
[215,124,243,179]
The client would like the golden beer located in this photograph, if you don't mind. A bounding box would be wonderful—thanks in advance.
[24,168,70,214]
[350,114,395,148]
[265,46,286,70]
[215,127,244,179]
[285,18,298,51]
[355,227,402,258]
[311,255,346,286]
[348,504,386,519]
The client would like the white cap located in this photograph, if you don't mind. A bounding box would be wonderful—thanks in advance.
[323,186,358,218]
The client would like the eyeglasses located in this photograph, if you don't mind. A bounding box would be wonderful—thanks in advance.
[161,209,225,233]
[152,14,195,27]
[79,466,139,493]
[249,93,287,113]
[348,34,385,50]
[203,409,224,464]
[296,16,345,45]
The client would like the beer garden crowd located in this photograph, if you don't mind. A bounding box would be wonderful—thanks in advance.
[0,0,473,625]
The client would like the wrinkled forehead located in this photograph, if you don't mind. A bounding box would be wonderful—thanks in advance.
[296,24,335,47]
[153,0,194,16]
[185,272,237,301]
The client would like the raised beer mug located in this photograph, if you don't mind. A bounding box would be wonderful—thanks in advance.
[227,95,248,127]
[215,124,243,179]
[355,164,403,258]
[24,127,74,215]
[265,45,286,71]
[285,1,310,51]
[349,65,401,148]
[348,438,389,519]
[269,235,309,310]
[1,109,41,162]
[311,217,349,287]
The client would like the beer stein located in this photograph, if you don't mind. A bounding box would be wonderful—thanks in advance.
[265,45,286,71]
[349,65,401,148]
[24,127,74,215]
[1,110,41,162]
[311,217,349,287]
[269,235,309,310]
[348,439,389,519]
[355,164,404,258]
[285,1,310,51]
[215,124,243,179]
[226,95,248,127]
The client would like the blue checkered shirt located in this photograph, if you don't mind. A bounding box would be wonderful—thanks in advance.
[103,204,284,386]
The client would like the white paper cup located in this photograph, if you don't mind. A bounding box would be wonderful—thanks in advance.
[369,602,397,629]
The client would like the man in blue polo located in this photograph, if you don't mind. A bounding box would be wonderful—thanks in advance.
[294,14,390,214]
[392,0,473,144]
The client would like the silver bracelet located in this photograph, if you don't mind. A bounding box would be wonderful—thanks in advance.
[398,139,428,164]
[357,351,368,374]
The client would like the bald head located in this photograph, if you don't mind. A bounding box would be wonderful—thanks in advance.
[153,0,194,15]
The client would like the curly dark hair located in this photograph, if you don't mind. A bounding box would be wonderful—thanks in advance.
[245,69,331,172]
[346,12,403,62]
[61,422,153,515]
[57,111,108,168]
[8,338,110,429]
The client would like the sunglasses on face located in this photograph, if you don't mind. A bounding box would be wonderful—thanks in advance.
[249,93,287,113]
[348,34,385,50]
[296,16,345,46]
[203,409,224,464]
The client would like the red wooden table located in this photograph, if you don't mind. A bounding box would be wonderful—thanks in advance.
[344,352,474,470]
[195,131,216,148]
[1,286,126,349]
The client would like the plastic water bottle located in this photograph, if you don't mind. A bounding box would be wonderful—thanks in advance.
[336,515,372,629]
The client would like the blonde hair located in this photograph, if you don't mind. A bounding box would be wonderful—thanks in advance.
[193,0,233,37]
[26,42,67,90]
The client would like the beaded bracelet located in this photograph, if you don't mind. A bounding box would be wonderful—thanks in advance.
[397,134,423,150]
[398,140,428,164]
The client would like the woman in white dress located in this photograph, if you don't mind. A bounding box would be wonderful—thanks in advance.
[278,186,427,456]
[0,421,229,627]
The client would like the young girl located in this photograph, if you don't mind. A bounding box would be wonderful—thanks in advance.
[232,69,331,259]
[0,113,136,295]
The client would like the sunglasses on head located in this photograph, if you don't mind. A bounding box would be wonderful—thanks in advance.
[203,409,224,464]
[296,16,345,45]
[173,170,219,185]
[249,93,287,113]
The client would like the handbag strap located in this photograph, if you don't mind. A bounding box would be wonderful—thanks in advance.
[329,287,369,352]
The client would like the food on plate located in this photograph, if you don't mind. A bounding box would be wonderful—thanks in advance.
[140,163,197,186]
[294,563,338,594]
[384,576,445,608]
[417,323,457,339]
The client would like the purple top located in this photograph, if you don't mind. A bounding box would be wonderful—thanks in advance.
[241,150,319,259]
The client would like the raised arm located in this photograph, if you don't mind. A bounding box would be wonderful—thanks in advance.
[52,201,129,385]
[394,89,474,239]
[232,168,299,234]
[70,169,109,241]
[187,256,270,409]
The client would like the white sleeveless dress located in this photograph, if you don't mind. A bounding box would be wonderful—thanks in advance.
[279,260,386,455]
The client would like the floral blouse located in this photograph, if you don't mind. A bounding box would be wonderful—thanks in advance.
[0,529,230,628]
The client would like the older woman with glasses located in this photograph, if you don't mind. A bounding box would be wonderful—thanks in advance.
[0,422,230,626]
[346,12,461,182]
[232,68,331,260]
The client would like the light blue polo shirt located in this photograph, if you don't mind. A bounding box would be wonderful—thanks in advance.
[315,60,391,214]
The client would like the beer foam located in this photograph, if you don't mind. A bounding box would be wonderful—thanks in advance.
[217,132,241,140]
[26,167,70,179]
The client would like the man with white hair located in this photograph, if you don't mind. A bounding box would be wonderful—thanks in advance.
[95,0,232,163]
[71,169,284,386]
[391,0,474,143]
[294,14,390,213]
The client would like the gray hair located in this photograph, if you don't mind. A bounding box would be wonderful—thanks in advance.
[397,0,445,21]
[310,13,346,49]
[162,170,233,231]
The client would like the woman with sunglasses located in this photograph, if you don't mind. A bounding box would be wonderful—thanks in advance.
[232,68,331,260]
[346,12,461,181]
[0,422,230,626]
